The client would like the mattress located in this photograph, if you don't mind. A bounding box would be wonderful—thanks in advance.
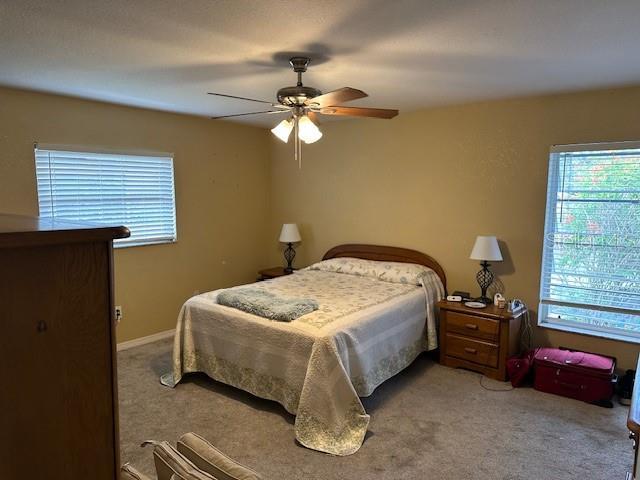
[163,267,443,455]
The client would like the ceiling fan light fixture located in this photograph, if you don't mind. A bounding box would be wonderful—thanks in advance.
[209,57,397,166]
[297,115,323,144]
[271,118,293,143]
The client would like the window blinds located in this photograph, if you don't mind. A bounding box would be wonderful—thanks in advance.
[35,147,177,248]
[539,143,640,337]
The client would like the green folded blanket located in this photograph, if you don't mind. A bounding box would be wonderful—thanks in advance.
[217,288,319,322]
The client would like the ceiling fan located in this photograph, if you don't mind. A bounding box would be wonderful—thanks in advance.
[208,56,399,167]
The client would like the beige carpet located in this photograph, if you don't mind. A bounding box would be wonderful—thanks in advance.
[118,338,631,479]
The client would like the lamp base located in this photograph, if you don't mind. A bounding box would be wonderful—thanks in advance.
[283,242,296,273]
[475,261,494,305]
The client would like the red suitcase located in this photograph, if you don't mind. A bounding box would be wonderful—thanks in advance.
[533,347,616,407]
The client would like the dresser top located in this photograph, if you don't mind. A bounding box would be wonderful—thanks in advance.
[0,213,130,248]
[437,299,525,321]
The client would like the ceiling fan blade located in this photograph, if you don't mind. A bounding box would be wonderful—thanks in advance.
[319,106,398,119]
[211,110,290,120]
[304,87,368,108]
[208,92,277,106]
[307,111,320,124]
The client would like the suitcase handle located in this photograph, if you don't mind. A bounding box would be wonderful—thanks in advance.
[464,323,479,330]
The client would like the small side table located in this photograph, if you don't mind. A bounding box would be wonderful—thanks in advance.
[257,266,294,281]
[438,300,526,381]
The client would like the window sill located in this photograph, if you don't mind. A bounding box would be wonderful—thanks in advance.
[114,239,177,249]
[538,320,640,346]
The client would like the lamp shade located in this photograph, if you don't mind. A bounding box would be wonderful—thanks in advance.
[271,118,293,143]
[297,115,323,144]
[279,223,301,243]
[469,235,503,261]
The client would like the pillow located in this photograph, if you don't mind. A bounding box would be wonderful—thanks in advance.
[121,463,154,480]
[177,433,262,480]
[306,257,436,286]
[143,440,217,480]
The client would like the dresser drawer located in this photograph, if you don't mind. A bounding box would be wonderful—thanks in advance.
[445,311,499,341]
[445,333,499,368]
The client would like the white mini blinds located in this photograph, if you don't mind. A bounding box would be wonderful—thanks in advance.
[35,146,177,248]
[539,142,640,341]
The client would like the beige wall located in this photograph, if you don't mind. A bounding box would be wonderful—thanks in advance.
[0,86,271,343]
[2,83,639,369]
[269,86,640,369]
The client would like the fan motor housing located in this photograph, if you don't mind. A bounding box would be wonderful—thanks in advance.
[277,85,322,106]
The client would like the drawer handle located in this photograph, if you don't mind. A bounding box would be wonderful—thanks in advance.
[464,347,477,354]
[464,323,479,330]
[36,320,48,333]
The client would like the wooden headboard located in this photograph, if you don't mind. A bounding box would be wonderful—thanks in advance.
[322,244,447,293]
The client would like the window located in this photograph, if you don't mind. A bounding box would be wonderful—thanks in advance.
[35,146,177,248]
[539,142,640,341]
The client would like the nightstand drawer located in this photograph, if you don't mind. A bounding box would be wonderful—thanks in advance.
[445,311,499,342]
[445,333,499,368]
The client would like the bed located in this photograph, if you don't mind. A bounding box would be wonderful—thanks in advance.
[162,244,446,455]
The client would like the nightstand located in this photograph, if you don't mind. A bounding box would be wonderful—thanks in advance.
[438,300,526,381]
[257,266,294,280]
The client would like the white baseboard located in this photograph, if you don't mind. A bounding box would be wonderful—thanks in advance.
[117,328,175,351]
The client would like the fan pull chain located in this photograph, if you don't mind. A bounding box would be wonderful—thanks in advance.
[294,117,301,169]
[294,118,298,165]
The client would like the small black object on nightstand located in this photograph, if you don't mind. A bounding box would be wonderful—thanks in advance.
[452,290,471,300]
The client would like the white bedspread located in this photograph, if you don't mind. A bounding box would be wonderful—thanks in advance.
[165,269,443,455]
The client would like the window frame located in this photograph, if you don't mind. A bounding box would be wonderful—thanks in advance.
[34,144,178,249]
[538,141,640,343]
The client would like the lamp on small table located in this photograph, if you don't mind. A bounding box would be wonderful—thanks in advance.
[279,223,301,273]
[469,235,503,304]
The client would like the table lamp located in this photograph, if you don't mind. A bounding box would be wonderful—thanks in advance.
[469,235,503,304]
[279,223,301,273]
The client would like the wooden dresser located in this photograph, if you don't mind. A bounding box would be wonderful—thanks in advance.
[438,300,526,381]
[0,214,129,480]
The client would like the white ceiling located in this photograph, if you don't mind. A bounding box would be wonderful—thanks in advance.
[1,0,640,127]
